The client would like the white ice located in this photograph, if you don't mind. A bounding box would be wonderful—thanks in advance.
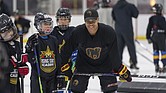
[23,40,166,93]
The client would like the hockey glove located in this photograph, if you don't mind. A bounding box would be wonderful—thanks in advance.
[56,74,67,90]
[18,64,29,76]
[118,65,132,82]
[20,53,28,64]
[25,34,38,52]
[147,39,152,44]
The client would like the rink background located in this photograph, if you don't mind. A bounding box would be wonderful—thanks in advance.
[23,40,166,93]
[12,14,164,42]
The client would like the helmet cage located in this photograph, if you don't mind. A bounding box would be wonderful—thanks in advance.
[37,19,53,35]
[58,25,69,31]
[0,14,18,42]
[0,24,17,42]
[34,13,53,35]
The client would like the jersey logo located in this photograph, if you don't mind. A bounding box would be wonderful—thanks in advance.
[40,46,56,73]
[10,69,18,85]
[87,10,92,16]
[86,47,101,60]
[59,39,65,53]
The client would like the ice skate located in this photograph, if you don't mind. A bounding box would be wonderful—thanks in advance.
[155,64,161,76]
[129,58,139,70]
[155,64,160,72]
[129,64,139,74]
[129,58,139,74]
[130,64,139,70]
[156,65,166,76]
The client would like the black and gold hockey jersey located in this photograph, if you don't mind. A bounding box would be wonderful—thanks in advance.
[61,23,122,73]
[27,35,61,78]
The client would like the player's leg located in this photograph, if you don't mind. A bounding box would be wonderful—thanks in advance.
[99,76,118,93]
[125,35,139,69]
[158,35,166,73]
[161,51,166,72]
[152,39,160,73]
[44,76,56,93]
[70,75,90,93]
[30,73,42,93]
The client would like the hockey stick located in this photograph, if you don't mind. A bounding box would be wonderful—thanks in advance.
[34,47,43,93]
[65,80,70,93]
[135,40,153,55]
[136,50,153,63]
[74,73,166,79]
[131,74,166,79]
[18,26,24,93]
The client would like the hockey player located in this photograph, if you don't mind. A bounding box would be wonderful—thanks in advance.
[51,8,75,54]
[0,13,29,93]
[146,4,166,73]
[13,10,31,34]
[50,7,75,93]
[61,8,132,93]
[25,12,61,93]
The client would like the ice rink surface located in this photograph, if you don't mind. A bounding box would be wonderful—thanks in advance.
[23,40,166,93]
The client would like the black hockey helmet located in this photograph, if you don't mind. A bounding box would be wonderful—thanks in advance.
[56,8,71,30]
[34,12,53,35]
[0,13,18,42]
[152,3,163,14]
[56,8,71,20]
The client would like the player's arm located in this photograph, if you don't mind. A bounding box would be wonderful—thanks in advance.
[60,32,77,79]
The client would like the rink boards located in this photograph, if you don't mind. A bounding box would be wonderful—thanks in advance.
[117,81,166,93]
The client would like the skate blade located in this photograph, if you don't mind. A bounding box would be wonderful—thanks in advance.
[156,72,166,76]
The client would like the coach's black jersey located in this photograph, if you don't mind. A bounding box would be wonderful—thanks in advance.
[61,23,122,73]
[27,35,61,78]
[50,26,75,53]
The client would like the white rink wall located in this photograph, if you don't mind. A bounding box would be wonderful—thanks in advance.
[12,14,166,41]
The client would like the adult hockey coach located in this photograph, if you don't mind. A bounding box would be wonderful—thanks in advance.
[61,8,132,93]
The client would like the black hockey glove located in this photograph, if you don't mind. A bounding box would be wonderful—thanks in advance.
[147,39,152,44]
[118,65,132,82]
[25,34,38,52]
[56,74,67,90]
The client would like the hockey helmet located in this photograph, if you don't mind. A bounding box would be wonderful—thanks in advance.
[0,13,18,42]
[56,8,71,30]
[56,8,71,19]
[152,4,163,14]
[34,12,53,35]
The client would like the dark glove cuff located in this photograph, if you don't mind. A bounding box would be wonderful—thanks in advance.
[25,44,33,52]
[120,71,132,82]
